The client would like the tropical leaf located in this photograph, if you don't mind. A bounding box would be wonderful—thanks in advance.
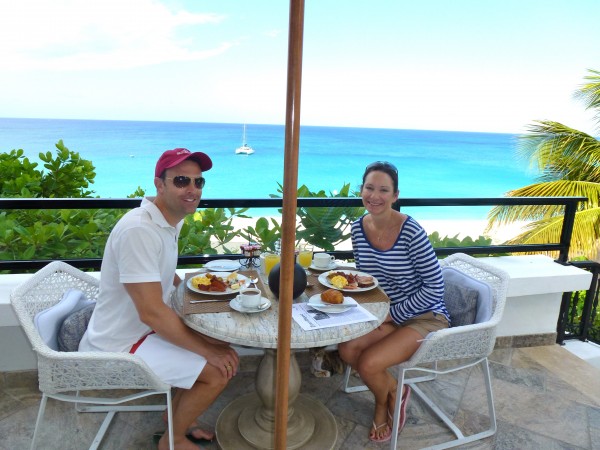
[518,121,600,182]
[503,207,599,259]
[573,68,600,127]
[486,68,600,260]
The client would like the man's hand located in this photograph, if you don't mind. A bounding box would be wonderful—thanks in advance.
[203,342,240,379]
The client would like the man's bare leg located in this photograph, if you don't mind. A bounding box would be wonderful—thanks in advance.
[158,364,227,450]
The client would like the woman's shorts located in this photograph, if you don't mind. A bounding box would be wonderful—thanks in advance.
[402,311,449,338]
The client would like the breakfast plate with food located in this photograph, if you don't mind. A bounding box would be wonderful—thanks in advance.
[187,272,249,295]
[306,290,358,313]
[317,270,378,292]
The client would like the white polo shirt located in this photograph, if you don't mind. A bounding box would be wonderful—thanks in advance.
[79,197,182,353]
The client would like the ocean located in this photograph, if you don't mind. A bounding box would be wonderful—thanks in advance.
[0,118,535,220]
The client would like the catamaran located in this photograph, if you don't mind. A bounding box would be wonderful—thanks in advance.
[235,124,255,155]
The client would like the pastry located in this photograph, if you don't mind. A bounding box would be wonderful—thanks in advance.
[321,289,344,304]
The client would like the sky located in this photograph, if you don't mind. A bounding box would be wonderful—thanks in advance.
[0,0,599,134]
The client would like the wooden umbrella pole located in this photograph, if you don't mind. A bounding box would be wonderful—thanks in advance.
[274,0,305,449]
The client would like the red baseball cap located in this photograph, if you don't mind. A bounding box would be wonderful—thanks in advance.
[155,148,213,178]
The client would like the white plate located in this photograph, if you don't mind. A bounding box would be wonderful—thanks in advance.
[230,296,271,313]
[306,293,356,313]
[187,272,249,296]
[317,270,378,292]
[204,259,241,272]
[309,261,338,271]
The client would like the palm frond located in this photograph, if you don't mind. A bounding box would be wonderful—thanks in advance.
[485,180,599,229]
[518,121,600,182]
[502,207,600,260]
[573,68,600,127]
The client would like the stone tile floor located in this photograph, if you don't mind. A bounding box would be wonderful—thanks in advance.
[1,344,599,450]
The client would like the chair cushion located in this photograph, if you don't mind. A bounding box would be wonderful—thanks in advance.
[58,303,96,352]
[442,267,493,326]
[33,289,94,351]
[444,282,479,327]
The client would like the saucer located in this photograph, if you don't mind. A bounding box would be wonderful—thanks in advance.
[230,296,271,313]
[305,293,356,313]
[309,261,338,271]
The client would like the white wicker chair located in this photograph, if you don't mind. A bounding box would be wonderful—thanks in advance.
[10,261,174,450]
[342,253,509,449]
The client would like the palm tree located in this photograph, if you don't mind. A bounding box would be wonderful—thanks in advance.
[486,69,600,260]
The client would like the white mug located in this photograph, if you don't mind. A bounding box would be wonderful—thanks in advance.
[239,288,262,309]
[313,253,335,268]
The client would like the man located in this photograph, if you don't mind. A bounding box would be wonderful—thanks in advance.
[80,148,239,450]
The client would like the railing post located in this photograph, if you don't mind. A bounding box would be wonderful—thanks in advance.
[579,266,599,341]
[556,199,579,263]
[556,291,571,345]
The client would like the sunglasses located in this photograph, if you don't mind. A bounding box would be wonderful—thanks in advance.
[366,161,398,173]
[166,176,206,189]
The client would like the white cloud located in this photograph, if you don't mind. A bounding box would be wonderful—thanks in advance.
[0,0,230,70]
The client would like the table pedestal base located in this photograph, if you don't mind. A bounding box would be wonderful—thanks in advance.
[216,393,337,449]
[216,348,337,449]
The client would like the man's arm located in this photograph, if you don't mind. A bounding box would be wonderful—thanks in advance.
[124,282,239,378]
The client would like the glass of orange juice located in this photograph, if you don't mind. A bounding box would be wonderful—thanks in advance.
[264,253,281,277]
[296,245,313,274]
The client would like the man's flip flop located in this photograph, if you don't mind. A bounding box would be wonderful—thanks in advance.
[152,429,214,445]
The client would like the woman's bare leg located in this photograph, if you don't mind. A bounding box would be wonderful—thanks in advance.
[353,326,422,440]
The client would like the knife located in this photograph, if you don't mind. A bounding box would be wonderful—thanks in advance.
[306,303,358,308]
[190,298,233,304]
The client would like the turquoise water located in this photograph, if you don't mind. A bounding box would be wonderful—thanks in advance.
[0,118,535,219]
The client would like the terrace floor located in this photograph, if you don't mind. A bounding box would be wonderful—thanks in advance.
[1,344,599,450]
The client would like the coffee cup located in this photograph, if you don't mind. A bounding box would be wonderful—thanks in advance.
[313,253,335,268]
[239,288,262,309]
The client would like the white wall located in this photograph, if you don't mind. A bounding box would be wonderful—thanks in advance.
[0,256,593,372]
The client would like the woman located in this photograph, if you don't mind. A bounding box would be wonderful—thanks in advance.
[338,161,449,443]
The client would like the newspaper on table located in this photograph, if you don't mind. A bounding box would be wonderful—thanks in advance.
[292,299,379,331]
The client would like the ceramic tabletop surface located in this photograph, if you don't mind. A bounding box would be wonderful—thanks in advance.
[174,280,389,349]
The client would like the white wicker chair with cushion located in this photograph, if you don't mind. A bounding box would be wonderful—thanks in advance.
[341,253,509,449]
[10,261,174,450]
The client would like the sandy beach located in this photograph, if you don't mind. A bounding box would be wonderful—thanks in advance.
[222,216,528,252]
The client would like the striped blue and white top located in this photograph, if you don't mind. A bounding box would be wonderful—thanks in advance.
[351,215,449,325]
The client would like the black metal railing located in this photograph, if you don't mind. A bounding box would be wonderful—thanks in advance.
[557,260,600,346]
[0,195,586,271]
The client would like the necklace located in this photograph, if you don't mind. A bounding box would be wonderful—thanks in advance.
[370,218,391,244]
[369,214,403,245]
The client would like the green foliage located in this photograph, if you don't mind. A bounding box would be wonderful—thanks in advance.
[0,208,124,261]
[429,232,492,248]
[1,141,96,198]
[270,182,365,251]
[179,208,249,255]
[428,232,504,257]
[567,290,600,342]
[0,143,125,266]
[239,217,282,252]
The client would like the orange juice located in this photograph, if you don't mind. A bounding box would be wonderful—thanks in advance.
[264,254,281,275]
[297,249,313,269]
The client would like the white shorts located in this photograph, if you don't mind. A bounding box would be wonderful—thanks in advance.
[131,333,207,389]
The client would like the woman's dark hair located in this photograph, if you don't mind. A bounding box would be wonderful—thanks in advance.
[361,161,399,193]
